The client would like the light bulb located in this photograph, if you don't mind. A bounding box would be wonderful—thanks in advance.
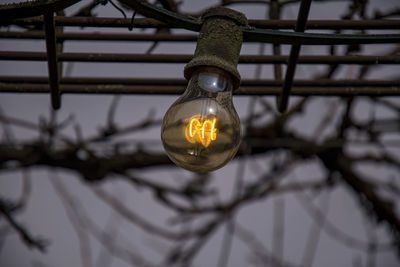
[160,7,247,172]
[161,67,241,172]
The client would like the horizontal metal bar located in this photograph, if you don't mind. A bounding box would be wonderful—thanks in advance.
[243,28,400,45]
[249,19,400,30]
[7,18,400,45]
[3,30,400,46]
[1,83,399,96]
[1,77,398,87]
[1,51,399,64]
[0,31,198,42]
[8,17,400,30]
[10,17,169,28]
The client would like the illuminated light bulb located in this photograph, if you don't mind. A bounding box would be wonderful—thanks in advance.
[185,115,217,148]
[162,67,241,172]
[161,7,247,172]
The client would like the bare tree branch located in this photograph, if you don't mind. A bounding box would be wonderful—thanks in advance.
[0,199,48,252]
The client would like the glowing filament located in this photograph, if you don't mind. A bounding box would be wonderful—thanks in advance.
[185,115,217,148]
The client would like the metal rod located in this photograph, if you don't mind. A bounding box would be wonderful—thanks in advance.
[270,0,282,93]
[249,19,400,30]
[0,31,198,42]
[43,12,61,110]
[10,17,167,28]
[0,76,398,87]
[3,30,399,44]
[0,83,399,96]
[6,20,400,45]
[1,51,398,64]
[8,17,400,30]
[278,0,312,112]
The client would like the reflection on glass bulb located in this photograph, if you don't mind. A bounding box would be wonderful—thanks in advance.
[161,67,241,172]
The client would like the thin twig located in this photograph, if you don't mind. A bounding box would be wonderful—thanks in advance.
[0,200,48,252]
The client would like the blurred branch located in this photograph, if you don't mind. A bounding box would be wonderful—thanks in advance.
[0,199,48,252]
[297,171,395,252]
[91,185,197,240]
[334,155,400,252]
[374,7,400,19]
[299,191,330,267]
[72,0,100,17]
[49,172,93,267]
[50,174,155,267]
[349,153,400,172]
[0,93,399,257]
[234,223,300,267]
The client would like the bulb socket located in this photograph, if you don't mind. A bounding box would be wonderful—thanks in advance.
[184,7,248,90]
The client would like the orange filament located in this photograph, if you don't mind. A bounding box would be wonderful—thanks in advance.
[185,115,217,148]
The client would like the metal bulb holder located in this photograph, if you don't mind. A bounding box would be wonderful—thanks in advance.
[161,7,247,172]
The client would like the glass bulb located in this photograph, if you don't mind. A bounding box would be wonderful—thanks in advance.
[161,67,241,172]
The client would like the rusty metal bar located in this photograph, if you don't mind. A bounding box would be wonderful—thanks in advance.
[8,16,400,30]
[43,12,60,110]
[0,31,198,42]
[1,51,399,64]
[278,0,312,112]
[0,76,397,87]
[0,83,399,96]
[4,30,400,44]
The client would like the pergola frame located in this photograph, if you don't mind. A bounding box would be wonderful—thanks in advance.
[0,0,399,110]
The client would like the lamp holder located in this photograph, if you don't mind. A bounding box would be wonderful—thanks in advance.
[184,7,248,91]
